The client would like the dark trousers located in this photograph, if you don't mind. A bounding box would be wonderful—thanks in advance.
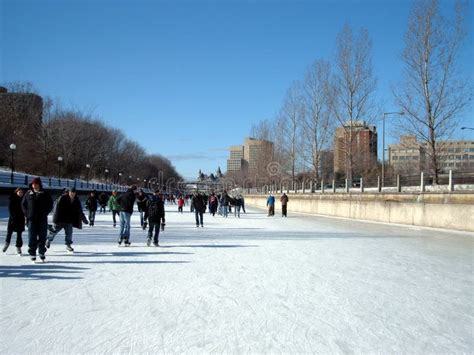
[5,227,23,248]
[28,220,48,257]
[195,210,203,226]
[147,222,160,243]
[282,205,287,217]
[178,206,183,213]
[112,210,119,226]
[89,211,96,226]
[268,205,275,216]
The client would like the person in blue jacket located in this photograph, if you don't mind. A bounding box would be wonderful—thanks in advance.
[266,193,275,216]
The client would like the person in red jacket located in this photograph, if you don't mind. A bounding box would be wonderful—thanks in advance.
[177,195,185,213]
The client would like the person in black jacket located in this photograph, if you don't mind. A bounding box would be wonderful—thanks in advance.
[2,188,25,255]
[46,187,87,252]
[116,185,137,246]
[192,192,206,227]
[144,190,165,246]
[21,177,54,262]
[136,189,148,230]
[85,191,98,226]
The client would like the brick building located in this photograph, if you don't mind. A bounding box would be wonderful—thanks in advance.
[334,121,377,178]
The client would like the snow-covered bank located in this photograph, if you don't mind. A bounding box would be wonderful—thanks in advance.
[1,206,473,354]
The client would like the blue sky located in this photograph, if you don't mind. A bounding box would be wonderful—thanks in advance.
[1,0,473,179]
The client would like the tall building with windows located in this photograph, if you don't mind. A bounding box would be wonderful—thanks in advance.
[388,136,474,173]
[334,121,377,177]
[226,138,273,173]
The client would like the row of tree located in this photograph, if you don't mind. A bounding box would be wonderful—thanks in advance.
[1,82,182,188]
[247,0,471,185]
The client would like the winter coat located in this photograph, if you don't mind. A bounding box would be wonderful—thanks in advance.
[136,194,148,212]
[208,195,218,207]
[178,198,185,207]
[108,195,121,211]
[53,194,86,229]
[117,189,136,214]
[86,195,98,212]
[280,194,289,206]
[266,195,275,206]
[22,189,54,224]
[8,192,25,232]
[220,193,230,206]
[145,196,165,223]
[192,195,206,213]
[98,193,108,207]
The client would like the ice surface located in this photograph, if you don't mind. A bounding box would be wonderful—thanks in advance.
[0,204,473,354]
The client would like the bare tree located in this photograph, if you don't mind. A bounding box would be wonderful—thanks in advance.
[392,0,471,183]
[279,81,305,187]
[302,59,335,183]
[332,23,377,182]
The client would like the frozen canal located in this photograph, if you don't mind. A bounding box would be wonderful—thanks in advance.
[1,204,473,354]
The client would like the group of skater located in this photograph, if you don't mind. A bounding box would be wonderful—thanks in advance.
[266,192,289,217]
[2,177,273,263]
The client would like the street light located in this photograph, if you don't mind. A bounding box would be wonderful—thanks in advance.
[461,127,474,131]
[9,143,16,184]
[382,111,404,188]
[57,156,63,186]
[105,168,109,184]
[118,172,122,185]
[86,164,91,185]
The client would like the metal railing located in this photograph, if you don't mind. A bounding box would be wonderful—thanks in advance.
[244,170,474,195]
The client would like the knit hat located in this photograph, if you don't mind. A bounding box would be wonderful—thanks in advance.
[31,177,42,185]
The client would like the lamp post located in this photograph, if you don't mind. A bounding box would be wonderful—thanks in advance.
[461,127,474,131]
[382,111,404,188]
[57,156,63,186]
[105,168,109,184]
[118,172,122,185]
[9,144,16,184]
[143,179,147,189]
[86,164,91,186]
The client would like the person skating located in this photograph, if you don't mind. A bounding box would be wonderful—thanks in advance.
[46,187,88,252]
[98,192,108,213]
[107,190,121,227]
[177,195,185,213]
[136,189,148,230]
[192,192,206,227]
[85,191,98,226]
[280,193,289,217]
[234,195,242,218]
[2,188,25,255]
[241,195,246,214]
[21,177,54,262]
[145,190,165,246]
[208,192,218,216]
[220,190,230,218]
[116,185,137,246]
[267,193,275,216]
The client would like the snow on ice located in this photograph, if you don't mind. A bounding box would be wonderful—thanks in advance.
[0,204,473,354]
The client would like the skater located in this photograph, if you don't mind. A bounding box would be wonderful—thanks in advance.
[280,193,289,217]
[107,190,121,227]
[177,195,185,213]
[145,190,165,246]
[234,195,242,218]
[241,195,246,214]
[208,192,218,216]
[46,187,88,252]
[266,193,275,216]
[85,191,98,226]
[2,188,25,255]
[21,177,54,262]
[220,190,230,218]
[136,189,148,230]
[98,192,108,213]
[192,192,206,227]
[116,185,137,246]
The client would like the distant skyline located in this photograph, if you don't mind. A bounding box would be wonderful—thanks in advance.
[2,0,473,179]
